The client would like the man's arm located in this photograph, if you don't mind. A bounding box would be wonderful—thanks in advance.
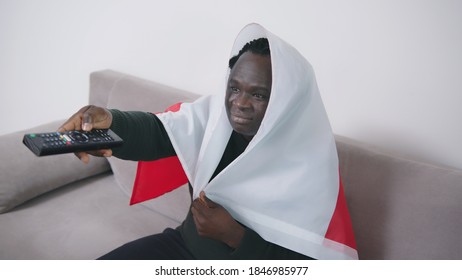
[58,106,176,163]
[109,109,175,161]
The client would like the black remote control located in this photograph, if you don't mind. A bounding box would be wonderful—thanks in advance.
[23,129,124,156]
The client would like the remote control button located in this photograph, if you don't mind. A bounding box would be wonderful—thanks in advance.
[69,131,89,143]
[62,134,72,142]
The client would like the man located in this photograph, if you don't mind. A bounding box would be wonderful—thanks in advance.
[59,24,357,259]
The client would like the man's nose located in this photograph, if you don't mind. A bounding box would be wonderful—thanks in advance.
[234,92,251,109]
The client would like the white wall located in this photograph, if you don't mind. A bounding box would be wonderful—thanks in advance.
[1,0,461,169]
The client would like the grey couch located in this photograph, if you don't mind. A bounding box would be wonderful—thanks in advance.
[1,70,461,259]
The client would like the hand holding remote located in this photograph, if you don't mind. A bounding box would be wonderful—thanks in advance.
[58,105,114,163]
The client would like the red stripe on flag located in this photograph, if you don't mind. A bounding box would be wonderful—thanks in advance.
[130,102,188,205]
[163,102,182,113]
[324,177,357,250]
[130,156,188,205]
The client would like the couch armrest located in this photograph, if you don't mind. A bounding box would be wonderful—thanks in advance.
[89,70,129,107]
[0,120,111,213]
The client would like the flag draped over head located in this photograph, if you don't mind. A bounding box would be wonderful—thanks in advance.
[132,23,358,259]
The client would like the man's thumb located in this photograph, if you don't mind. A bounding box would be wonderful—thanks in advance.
[82,113,93,131]
[199,191,217,208]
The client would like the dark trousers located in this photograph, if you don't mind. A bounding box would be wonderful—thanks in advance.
[98,228,196,260]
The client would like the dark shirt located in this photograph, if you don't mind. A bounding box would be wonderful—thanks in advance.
[109,109,313,259]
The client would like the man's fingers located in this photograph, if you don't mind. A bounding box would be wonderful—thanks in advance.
[75,152,90,164]
[199,192,208,207]
[57,126,66,133]
[89,149,113,158]
[199,191,218,208]
[58,106,91,132]
[58,105,112,132]
[58,115,82,132]
[74,149,112,164]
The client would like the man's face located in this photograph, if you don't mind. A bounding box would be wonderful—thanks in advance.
[225,52,272,141]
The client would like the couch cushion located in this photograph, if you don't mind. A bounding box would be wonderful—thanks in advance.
[0,173,181,259]
[336,135,462,259]
[0,120,110,214]
[96,71,200,222]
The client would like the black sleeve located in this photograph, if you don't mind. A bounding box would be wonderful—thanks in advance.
[230,227,315,260]
[109,109,176,161]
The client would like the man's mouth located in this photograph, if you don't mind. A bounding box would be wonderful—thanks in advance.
[230,113,252,125]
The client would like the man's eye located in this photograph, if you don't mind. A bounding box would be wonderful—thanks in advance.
[230,87,240,93]
[253,93,268,100]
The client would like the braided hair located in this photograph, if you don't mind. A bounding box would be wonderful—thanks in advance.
[228,38,270,69]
